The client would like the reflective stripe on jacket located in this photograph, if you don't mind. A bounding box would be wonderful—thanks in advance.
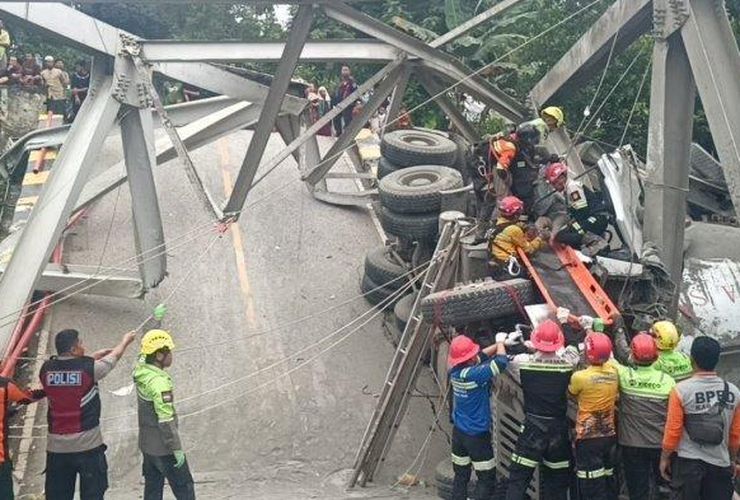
[653,350,693,382]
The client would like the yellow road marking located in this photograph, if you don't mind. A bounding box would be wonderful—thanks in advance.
[16,196,39,207]
[22,170,50,186]
[217,139,257,329]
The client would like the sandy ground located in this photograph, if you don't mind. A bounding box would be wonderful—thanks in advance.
[13,131,446,499]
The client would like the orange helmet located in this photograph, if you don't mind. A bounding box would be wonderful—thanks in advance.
[531,320,565,352]
[448,336,480,369]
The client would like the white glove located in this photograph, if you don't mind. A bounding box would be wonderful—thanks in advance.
[578,316,594,330]
[556,307,571,324]
[524,340,534,351]
[505,331,523,346]
[495,332,508,344]
[577,343,585,353]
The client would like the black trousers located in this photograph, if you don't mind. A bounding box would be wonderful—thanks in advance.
[670,456,734,500]
[47,98,67,116]
[45,445,108,500]
[621,445,666,500]
[0,460,13,500]
[143,453,196,500]
[451,427,496,500]
[556,214,608,247]
[504,415,571,500]
[575,437,617,500]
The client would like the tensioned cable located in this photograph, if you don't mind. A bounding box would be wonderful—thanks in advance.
[9,266,425,437]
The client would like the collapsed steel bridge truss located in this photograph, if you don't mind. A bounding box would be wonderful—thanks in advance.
[0,1,736,429]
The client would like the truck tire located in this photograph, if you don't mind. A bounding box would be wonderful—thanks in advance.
[361,274,406,307]
[394,292,416,331]
[382,129,458,167]
[378,156,402,179]
[379,166,463,214]
[421,278,535,326]
[364,246,408,290]
[378,206,439,241]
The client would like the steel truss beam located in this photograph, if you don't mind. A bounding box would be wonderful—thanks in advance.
[76,101,264,212]
[0,63,121,354]
[417,70,479,144]
[304,66,404,186]
[430,0,528,48]
[121,107,167,289]
[680,0,740,214]
[322,2,527,123]
[258,59,404,188]
[0,3,307,115]
[384,64,411,137]
[223,5,315,216]
[142,40,400,63]
[643,33,696,294]
[529,0,652,104]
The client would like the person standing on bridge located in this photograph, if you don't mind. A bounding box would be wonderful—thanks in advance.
[333,64,357,136]
[660,336,740,500]
[0,377,45,499]
[651,320,693,382]
[134,330,195,500]
[447,332,509,500]
[616,333,675,500]
[41,328,137,500]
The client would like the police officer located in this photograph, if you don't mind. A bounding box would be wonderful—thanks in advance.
[616,333,675,500]
[134,330,195,500]
[651,321,693,382]
[661,336,740,500]
[505,320,580,500]
[41,328,137,500]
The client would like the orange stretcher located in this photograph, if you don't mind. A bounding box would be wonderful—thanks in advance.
[517,243,620,326]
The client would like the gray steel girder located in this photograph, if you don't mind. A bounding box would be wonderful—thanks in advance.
[0,3,306,115]
[384,64,411,137]
[120,107,167,289]
[416,70,479,144]
[256,59,405,188]
[430,0,528,48]
[643,33,696,294]
[142,39,401,63]
[322,2,527,123]
[0,67,121,354]
[681,0,740,214]
[529,0,652,105]
[275,115,304,167]
[304,66,403,186]
[76,101,263,213]
[223,5,314,216]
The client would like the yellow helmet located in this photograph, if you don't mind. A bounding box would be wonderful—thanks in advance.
[140,329,175,356]
[541,106,565,127]
[652,321,679,351]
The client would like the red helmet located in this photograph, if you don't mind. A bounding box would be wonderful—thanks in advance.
[545,162,568,184]
[585,332,612,365]
[498,196,525,218]
[448,335,481,369]
[631,332,658,364]
[530,320,565,352]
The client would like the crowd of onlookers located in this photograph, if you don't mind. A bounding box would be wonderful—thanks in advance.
[0,20,91,123]
[305,64,412,137]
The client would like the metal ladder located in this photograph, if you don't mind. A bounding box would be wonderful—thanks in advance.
[349,218,466,487]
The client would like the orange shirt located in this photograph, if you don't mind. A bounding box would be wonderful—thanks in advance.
[0,379,38,463]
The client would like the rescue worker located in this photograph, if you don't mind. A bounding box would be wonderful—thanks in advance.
[504,320,580,500]
[41,328,137,500]
[489,124,541,210]
[448,333,509,499]
[660,336,740,500]
[519,106,565,144]
[616,333,675,500]
[568,332,619,500]
[134,330,195,500]
[489,196,544,279]
[544,162,610,256]
[651,320,693,382]
[0,379,44,498]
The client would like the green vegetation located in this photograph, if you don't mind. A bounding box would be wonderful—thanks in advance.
[4,0,739,157]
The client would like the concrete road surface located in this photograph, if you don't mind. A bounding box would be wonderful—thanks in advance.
[13,131,445,499]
